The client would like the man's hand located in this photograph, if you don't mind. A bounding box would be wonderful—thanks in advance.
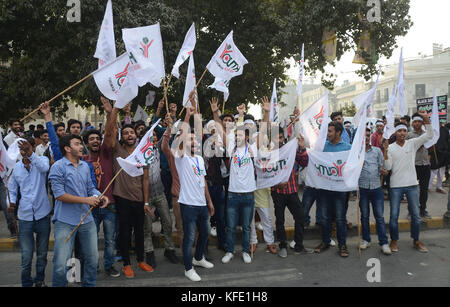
[101,97,113,114]
[189,91,197,106]
[298,135,306,149]
[293,106,300,121]
[144,205,156,219]
[237,103,246,116]
[123,103,131,115]
[418,110,431,124]
[157,99,165,110]
[7,204,15,214]
[210,97,219,114]
[18,140,33,157]
[208,201,215,217]
[186,106,196,118]
[98,196,109,209]
[380,168,388,176]
[85,196,101,207]
[165,113,173,127]
[40,102,52,122]
[261,97,270,114]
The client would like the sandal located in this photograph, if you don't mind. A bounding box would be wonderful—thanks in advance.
[267,244,277,254]
[339,245,349,257]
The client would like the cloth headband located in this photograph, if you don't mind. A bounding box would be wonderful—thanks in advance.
[395,124,408,132]
[412,116,423,122]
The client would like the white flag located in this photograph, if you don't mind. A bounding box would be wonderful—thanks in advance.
[114,69,138,109]
[122,23,165,87]
[93,53,132,100]
[145,90,156,106]
[172,23,196,79]
[269,78,279,122]
[296,43,304,98]
[383,84,397,140]
[94,0,116,68]
[299,92,329,151]
[0,134,17,181]
[117,119,161,177]
[208,78,230,102]
[206,31,248,81]
[397,48,406,116]
[255,139,298,189]
[182,54,198,108]
[133,105,149,123]
[424,91,440,149]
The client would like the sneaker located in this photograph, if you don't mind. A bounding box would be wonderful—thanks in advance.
[192,257,214,269]
[330,239,336,247]
[436,188,447,194]
[256,222,263,231]
[289,240,296,249]
[389,240,399,252]
[242,252,252,264]
[420,211,432,220]
[413,240,429,253]
[314,242,331,253]
[123,265,135,278]
[138,262,154,272]
[164,249,179,264]
[105,266,120,278]
[294,246,314,254]
[381,244,392,255]
[210,226,217,237]
[146,251,157,268]
[34,281,47,287]
[278,247,288,258]
[339,245,349,257]
[221,252,234,264]
[267,244,277,254]
[185,269,201,282]
[359,240,371,250]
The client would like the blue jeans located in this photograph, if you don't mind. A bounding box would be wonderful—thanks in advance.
[317,189,348,247]
[52,220,98,287]
[179,204,210,271]
[447,189,450,211]
[389,186,421,241]
[225,192,254,254]
[359,188,388,246]
[18,215,51,287]
[302,186,321,225]
[93,206,116,270]
[209,184,226,249]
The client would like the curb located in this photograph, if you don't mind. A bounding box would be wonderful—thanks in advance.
[1,216,449,252]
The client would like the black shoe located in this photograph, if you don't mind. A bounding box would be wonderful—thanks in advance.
[164,249,179,264]
[34,281,47,287]
[146,251,157,268]
[294,246,315,254]
[105,266,120,278]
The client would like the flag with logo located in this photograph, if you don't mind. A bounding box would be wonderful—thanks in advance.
[94,0,116,68]
[269,78,279,123]
[297,43,304,99]
[397,48,406,116]
[255,139,298,189]
[172,23,196,79]
[117,119,161,177]
[424,91,440,149]
[299,92,329,150]
[122,23,165,87]
[183,54,198,108]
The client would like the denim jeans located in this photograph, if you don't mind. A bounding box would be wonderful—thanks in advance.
[317,189,348,247]
[225,192,254,254]
[93,206,116,270]
[302,186,321,225]
[359,188,388,246]
[0,180,14,233]
[389,186,421,241]
[144,195,174,252]
[208,184,226,249]
[52,220,98,287]
[18,215,51,287]
[448,189,450,211]
[179,204,210,271]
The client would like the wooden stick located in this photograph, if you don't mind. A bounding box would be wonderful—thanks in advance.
[178,68,209,117]
[251,210,255,260]
[21,73,93,122]
[432,145,438,164]
[356,189,361,258]
[222,95,226,115]
[163,74,173,114]
[65,168,123,243]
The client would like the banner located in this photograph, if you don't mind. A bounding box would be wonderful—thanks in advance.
[122,23,165,87]
[206,31,248,81]
[417,95,448,125]
[299,92,329,150]
[94,0,116,68]
[117,119,161,177]
[269,78,279,122]
[397,48,406,116]
[183,54,198,108]
[305,150,354,192]
[424,91,440,149]
[172,23,196,79]
[255,139,298,189]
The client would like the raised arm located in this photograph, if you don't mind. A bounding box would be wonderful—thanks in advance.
[411,110,433,150]
[100,97,115,149]
[40,102,63,162]
[257,96,271,149]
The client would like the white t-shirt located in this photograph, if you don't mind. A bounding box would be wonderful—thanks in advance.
[175,152,207,206]
[35,143,50,156]
[229,144,256,193]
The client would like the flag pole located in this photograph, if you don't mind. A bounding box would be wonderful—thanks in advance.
[65,168,123,243]
[163,74,173,114]
[20,73,94,122]
[356,189,361,258]
[222,94,226,114]
[178,68,208,117]
[432,145,438,164]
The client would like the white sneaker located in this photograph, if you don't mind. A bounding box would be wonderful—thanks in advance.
[221,252,234,264]
[242,252,252,264]
[256,222,263,231]
[289,240,296,249]
[330,239,336,247]
[192,257,214,269]
[381,244,392,255]
[210,226,217,237]
[359,240,371,250]
[185,269,201,282]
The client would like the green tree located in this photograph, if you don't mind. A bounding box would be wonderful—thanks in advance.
[0,0,412,124]
[342,104,357,117]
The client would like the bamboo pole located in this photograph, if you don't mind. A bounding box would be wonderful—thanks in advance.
[163,74,173,114]
[65,168,123,243]
[20,73,93,122]
[178,68,208,117]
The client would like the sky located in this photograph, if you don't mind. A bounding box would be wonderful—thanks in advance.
[249,0,450,119]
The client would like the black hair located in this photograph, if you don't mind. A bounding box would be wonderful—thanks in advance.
[366,128,371,133]
[344,121,351,125]
[67,119,82,131]
[411,113,421,120]
[36,124,44,130]
[54,122,65,131]
[29,124,35,131]
[9,119,21,127]
[400,115,411,122]
[23,136,35,147]
[59,135,82,156]
[33,130,41,139]
[243,114,255,122]
[83,129,102,144]
[121,124,136,137]
[330,111,343,121]
[220,114,234,122]
[134,120,146,128]
[86,122,91,126]
[39,129,48,137]
[329,121,344,136]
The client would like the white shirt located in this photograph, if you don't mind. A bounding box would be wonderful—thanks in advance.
[35,143,50,156]
[175,152,207,206]
[229,144,256,193]
[385,124,434,188]
[4,131,20,147]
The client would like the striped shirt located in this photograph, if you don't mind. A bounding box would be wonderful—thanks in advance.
[272,147,308,195]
